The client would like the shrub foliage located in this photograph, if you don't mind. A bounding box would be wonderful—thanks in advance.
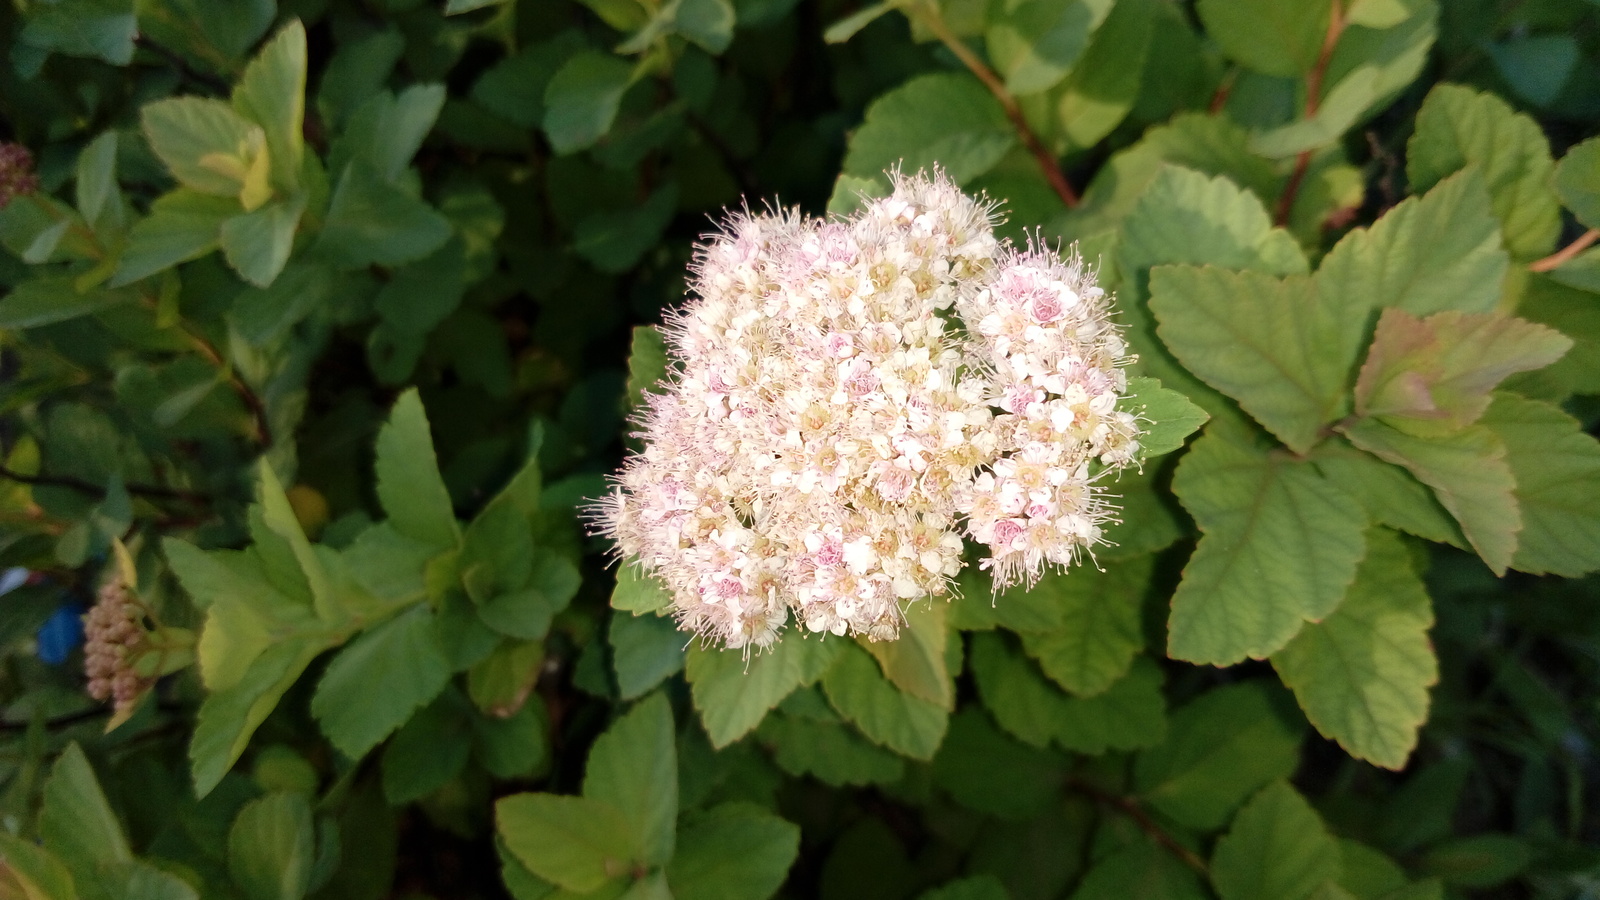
[0,0,1598,898]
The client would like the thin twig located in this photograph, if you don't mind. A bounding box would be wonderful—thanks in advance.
[1067,778,1209,875]
[1529,228,1600,272]
[909,1,1080,208]
[1274,1,1347,226]
[0,462,209,505]
[134,36,231,94]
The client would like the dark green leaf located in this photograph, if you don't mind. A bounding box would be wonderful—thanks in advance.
[311,606,453,760]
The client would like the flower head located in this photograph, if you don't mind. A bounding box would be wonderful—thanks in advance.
[593,170,1140,649]
[0,143,39,210]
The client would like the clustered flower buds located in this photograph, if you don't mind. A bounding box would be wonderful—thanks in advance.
[0,143,39,210]
[84,579,153,713]
[594,170,1141,650]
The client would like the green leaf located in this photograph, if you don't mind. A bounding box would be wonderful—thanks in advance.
[626,325,670,409]
[1310,440,1464,547]
[141,97,270,200]
[921,875,1011,900]
[382,696,471,803]
[1150,266,1365,453]
[373,238,467,335]
[40,743,132,877]
[18,0,136,66]
[573,183,679,273]
[446,0,511,11]
[1353,308,1570,432]
[230,261,334,346]
[543,51,636,155]
[220,194,306,288]
[673,0,737,54]
[1481,393,1600,576]
[756,710,906,787]
[375,388,460,551]
[667,803,800,900]
[0,277,133,329]
[228,792,316,900]
[685,634,840,747]
[471,32,586,128]
[1134,680,1306,831]
[191,638,325,798]
[1124,376,1208,460]
[1271,529,1436,770]
[1168,426,1368,665]
[583,693,678,866]
[1248,2,1436,157]
[823,2,895,43]
[334,85,447,184]
[612,564,672,614]
[1070,838,1207,900]
[311,606,453,760]
[610,612,686,700]
[1210,782,1343,900]
[496,794,639,893]
[861,599,953,709]
[985,0,1115,95]
[75,131,119,227]
[315,162,452,268]
[1120,166,1309,277]
[930,707,1064,820]
[1340,418,1517,574]
[1052,0,1158,149]
[970,634,1165,754]
[1196,0,1331,77]
[112,190,236,286]
[1406,84,1560,260]
[0,832,78,900]
[840,72,1015,190]
[821,642,948,760]
[1314,170,1508,318]
[232,20,308,193]
[1420,834,1530,890]
[1016,555,1151,697]
[1553,136,1600,230]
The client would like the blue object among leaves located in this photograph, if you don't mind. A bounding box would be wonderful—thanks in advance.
[37,602,86,666]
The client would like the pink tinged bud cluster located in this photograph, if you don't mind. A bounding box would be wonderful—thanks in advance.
[83,580,152,713]
[593,171,1140,650]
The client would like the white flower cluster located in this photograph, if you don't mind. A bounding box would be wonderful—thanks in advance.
[594,171,1141,650]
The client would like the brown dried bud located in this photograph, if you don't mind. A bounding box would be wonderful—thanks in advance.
[0,143,39,210]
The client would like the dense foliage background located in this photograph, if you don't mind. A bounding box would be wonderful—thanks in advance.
[1,0,1599,897]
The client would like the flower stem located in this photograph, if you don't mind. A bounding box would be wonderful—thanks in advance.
[1274,0,1347,227]
[1529,228,1600,273]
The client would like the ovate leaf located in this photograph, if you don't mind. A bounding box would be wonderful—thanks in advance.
[1168,426,1368,665]
[543,51,635,155]
[1553,136,1600,230]
[1406,84,1560,260]
[1481,393,1600,577]
[112,190,236,286]
[1353,308,1571,431]
[822,643,947,760]
[1272,529,1437,769]
[612,565,671,614]
[1210,782,1343,900]
[232,20,308,193]
[861,599,953,709]
[686,637,840,747]
[583,693,678,866]
[1015,555,1151,697]
[1135,680,1305,831]
[985,0,1115,95]
[141,97,269,199]
[1124,376,1209,460]
[840,72,1015,191]
[374,388,460,551]
[496,794,639,893]
[610,612,686,700]
[228,792,316,900]
[1120,166,1308,277]
[1150,266,1366,453]
[1340,418,1518,574]
[667,803,800,900]
[1314,170,1507,318]
[310,606,453,760]
[219,194,306,288]
[315,163,452,268]
[1196,0,1332,77]
[40,743,132,876]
